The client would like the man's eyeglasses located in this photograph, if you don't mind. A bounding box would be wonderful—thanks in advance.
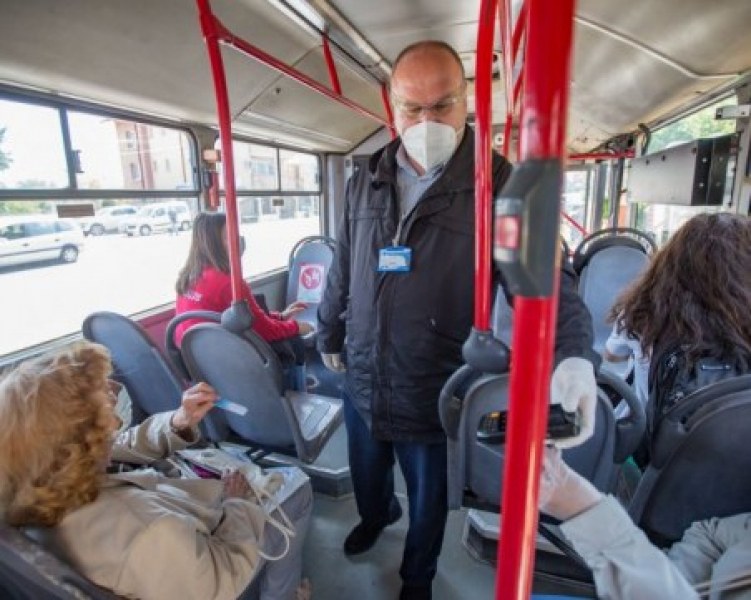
[391,88,466,119]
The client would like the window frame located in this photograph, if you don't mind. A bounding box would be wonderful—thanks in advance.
[0,88,201,201]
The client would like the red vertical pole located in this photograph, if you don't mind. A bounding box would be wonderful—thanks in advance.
[197,0,245,302]
[495,1,577,600]
[473,0,498,332]
[380,83,396,139]
[322,35,342,95]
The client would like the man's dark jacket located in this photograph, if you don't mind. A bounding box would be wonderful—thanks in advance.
[317,127,595,443]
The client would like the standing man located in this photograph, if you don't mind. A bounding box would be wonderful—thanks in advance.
[317,41,597,600]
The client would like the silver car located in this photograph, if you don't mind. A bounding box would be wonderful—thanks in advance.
[79,205,138,236]
[0,216,85,268]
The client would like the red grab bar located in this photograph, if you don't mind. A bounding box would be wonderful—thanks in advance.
[490,0,578,598]
[196,0,392,303]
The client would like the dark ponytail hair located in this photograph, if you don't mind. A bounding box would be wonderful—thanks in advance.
[175,212,228,294]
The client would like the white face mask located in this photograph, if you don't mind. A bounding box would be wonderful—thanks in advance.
[401,121,459,172]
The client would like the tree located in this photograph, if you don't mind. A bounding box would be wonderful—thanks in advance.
[650,100,735,152]
[0,127,12,171]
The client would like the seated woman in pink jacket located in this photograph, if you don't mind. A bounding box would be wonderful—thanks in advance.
[175,212,313,388]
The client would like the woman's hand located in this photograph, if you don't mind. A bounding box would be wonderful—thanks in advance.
[222,469,250,499]
[281,301,308,320]
[170,382,218,433]
[296,321,315,336]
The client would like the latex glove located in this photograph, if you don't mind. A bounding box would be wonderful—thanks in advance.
[539,446,603,521]
[550,357,597,449]
[539,446,603,520]
[282,301,308,320]
[321,352,346,373]
[170,382,218,434]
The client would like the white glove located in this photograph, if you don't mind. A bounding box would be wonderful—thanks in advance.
[321,352,346,373]
[550,356,597,449]
[539,446,602,521]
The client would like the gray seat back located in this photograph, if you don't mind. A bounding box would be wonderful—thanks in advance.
[629,376,751,545]
[180,323,342,462]
[285,235,344,398]
[285,235,335,326]
[82,311,183,424]
[0,523,122,600]
[441,371,617,511]
[578,246,649,354]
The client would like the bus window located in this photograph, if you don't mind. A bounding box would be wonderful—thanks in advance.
[0,95,202,358]
[628,96,738,243]
[648,97,738,154]
[68,112,196,191]
[0,98,68,189]
[218,140,322,278]
[561,169,589,249]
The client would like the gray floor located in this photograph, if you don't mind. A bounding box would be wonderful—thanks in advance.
[302,491,497,600]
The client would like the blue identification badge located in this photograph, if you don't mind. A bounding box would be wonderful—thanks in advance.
[378,246,412,272]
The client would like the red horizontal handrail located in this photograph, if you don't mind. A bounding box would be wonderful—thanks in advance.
[569,150,635,161]
[206,10,390,127]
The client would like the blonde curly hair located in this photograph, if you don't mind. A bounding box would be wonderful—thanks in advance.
[0,341,115,527]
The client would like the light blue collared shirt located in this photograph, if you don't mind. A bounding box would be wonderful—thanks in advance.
[395,143,445,220]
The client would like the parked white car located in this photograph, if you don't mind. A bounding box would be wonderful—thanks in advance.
[79,205,138,236]
[124,201,192,236]
[0,216,85,268]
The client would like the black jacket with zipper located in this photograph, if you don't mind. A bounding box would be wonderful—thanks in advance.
[317,127,596,443]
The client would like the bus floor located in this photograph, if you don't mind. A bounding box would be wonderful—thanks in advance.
[302,470,587,599]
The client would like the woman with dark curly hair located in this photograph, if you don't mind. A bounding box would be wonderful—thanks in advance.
[0,341,312,600]
[608,212,751,430]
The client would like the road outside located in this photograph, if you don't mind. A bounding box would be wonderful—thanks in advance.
[0,218,320,357]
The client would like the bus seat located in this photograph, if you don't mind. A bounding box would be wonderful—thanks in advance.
[0,522,122,600]
[179,321,343,463]
[572,228,655,356]
[285,235,343,397]
[285,235,336,330]
[82,311,184,425]
[490,289,645,463]
[628,375,751,546]
[440,368,645,511]
[164,309,223,383]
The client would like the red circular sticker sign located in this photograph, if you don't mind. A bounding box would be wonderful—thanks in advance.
[297,263,325,302]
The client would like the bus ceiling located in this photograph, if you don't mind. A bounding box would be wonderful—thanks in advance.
[0,0,750,155]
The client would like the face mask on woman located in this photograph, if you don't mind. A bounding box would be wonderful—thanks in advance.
[400,121,461,172]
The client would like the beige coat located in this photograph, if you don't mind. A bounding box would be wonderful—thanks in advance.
[31,413,268,600]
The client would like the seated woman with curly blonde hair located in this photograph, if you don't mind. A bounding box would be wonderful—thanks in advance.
[0,341,312,600]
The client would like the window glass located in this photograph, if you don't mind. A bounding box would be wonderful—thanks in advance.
[560,170,588,249]
[280,150,320,191]
[0,197,199,357]
[648,96,737,154]
[0,98,68,189]
[237,195,321,277]
[68,112,195,190]
[25,221,56,236]
[632,204,722,247]
[227,141,279,191]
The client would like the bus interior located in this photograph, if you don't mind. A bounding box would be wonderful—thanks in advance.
[1,0,751,598]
